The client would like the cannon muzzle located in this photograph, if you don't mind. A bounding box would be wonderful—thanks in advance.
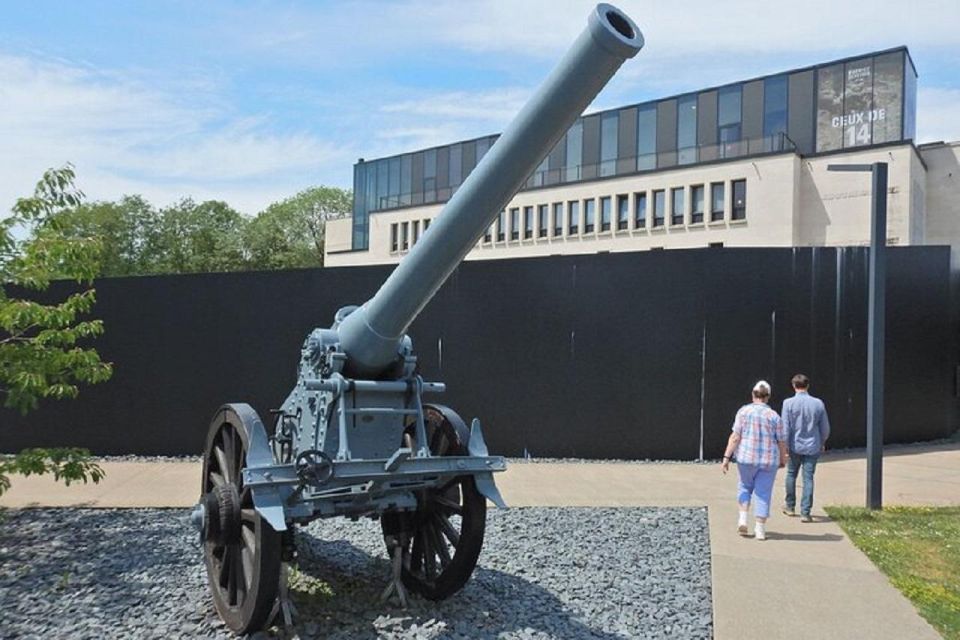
[339,4,644,375]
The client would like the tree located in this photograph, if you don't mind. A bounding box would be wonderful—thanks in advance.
[48,195,160,277]
[0,165,112,495]
[244,186,351,270]
[150,198,249,274]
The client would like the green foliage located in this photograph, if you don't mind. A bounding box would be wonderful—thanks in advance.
[827,505,960,638]
[244,186,351,270]
[150,198,248,274]
[1,165,112,495]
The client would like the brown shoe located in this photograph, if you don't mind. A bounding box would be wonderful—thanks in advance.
[800,514,813,523]
[738,524,749,536]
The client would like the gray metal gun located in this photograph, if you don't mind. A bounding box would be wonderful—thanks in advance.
[192,5,643,633]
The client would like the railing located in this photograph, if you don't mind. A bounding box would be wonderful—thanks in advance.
[369,132,796,213]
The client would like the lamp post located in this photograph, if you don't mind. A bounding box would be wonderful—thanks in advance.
[827,162,887,510]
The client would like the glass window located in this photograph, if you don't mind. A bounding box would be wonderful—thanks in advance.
[423,149,437,203]
[653,190,665,227]
[387,157,401,207]
[423,218,431,231]
[903,56,917,140]
[538,204,549,238]
[872,52,904,144]
[584,199,596,233]
[732,180,747,220]
[671,187,685,225]
[763,75,789,150]
[510,208,520,240]
[816,64,844,152]
[634,192,647,229]
[523,206,534,239]
[678,95,698,165]
[565,120,583,182]
[711,182,725,221]
[496,210,505,241]
[599,196,612,231]
[553,203,564,237]
[637,105,657,170]
[568,200,580,234]
[449,144,463,187]
[400,155,412,205]
[617,194,629,230]
[691,185,705,224]
[412,220,420,245]
[376,159,389,210]
[718,86,742,157]
[401,222,409,251]
[484,221,492,243]
[600,112,618,177]
[476,137,491,163]
[390,223,398,252]
[842,57,874,148]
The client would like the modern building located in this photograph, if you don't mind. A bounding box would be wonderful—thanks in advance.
[325,47,960,267]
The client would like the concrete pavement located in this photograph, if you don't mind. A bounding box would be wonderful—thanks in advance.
[3,442,957,639]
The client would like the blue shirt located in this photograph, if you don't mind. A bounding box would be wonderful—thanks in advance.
[781,391,830,455]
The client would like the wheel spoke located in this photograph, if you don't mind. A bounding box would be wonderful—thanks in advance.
[228,545,240,605]
[210,470,226,488]
[423,529,437,579]
[432,494,463,515]
[410,529,424,574]
[241,522,256,550]
[219,546,232,588]
[239,543,252,592]
[428,520,451,567]
[214,444,232,485]
[437,514,461,547]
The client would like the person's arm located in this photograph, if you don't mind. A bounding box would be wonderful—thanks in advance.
[775,414,788,467]
[721,431,740,474]
[819,402,831,452]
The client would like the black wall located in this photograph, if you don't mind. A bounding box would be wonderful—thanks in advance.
[1,246,955,459]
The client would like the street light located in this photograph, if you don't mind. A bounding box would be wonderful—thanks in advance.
[827,162,888,510]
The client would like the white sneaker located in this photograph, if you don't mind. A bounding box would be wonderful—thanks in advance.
[754,524,766,540]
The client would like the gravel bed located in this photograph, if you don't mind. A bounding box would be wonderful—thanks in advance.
[0,507,711,639]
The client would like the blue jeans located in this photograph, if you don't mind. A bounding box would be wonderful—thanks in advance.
[736,463,778,519]
[784,453,819,516]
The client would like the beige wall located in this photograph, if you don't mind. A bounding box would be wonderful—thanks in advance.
[326,142,948,268]
[797,145,920,247]
[920,142,960,264]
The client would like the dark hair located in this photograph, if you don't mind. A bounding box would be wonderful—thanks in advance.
[791,373,810,389]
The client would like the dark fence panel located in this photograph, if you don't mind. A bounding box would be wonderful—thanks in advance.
[1,246,954,459]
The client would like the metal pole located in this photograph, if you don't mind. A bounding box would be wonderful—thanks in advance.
[866,162,887,510]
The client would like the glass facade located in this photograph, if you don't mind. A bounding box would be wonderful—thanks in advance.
[350,48,917,250]
[677,95,698,165]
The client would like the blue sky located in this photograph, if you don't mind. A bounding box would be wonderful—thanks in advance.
[2,0,958,214]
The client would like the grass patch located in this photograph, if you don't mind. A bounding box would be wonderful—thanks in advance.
[826,505,960,639]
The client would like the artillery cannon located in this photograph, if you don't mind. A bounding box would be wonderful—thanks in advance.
[191,4,643,633]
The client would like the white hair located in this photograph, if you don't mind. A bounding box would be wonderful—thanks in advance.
[752,380,771,397]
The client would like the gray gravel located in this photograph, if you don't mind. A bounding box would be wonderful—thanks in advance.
[0,507,712,639]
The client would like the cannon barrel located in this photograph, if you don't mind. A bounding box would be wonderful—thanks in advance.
[338,4,643,375]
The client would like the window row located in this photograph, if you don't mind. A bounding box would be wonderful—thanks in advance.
[389,218,433,253]
[479,179,747,244]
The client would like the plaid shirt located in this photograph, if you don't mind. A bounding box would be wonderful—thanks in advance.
[732,402,784,469]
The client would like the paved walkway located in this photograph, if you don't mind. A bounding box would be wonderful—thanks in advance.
[4,442,958,639]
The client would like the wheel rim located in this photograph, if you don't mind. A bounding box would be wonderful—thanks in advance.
[201,406,281,634]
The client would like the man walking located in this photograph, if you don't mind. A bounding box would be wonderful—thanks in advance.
[781,374,830,522]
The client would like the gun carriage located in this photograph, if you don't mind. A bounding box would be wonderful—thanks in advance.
[191,5,643,633]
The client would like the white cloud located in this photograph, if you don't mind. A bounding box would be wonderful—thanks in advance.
[0,53,350,216]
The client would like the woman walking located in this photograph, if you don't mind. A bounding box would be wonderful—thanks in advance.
[720,380,788,540]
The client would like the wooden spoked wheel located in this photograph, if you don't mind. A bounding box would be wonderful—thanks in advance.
[200,404,281,634]
[381,404,487,600]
